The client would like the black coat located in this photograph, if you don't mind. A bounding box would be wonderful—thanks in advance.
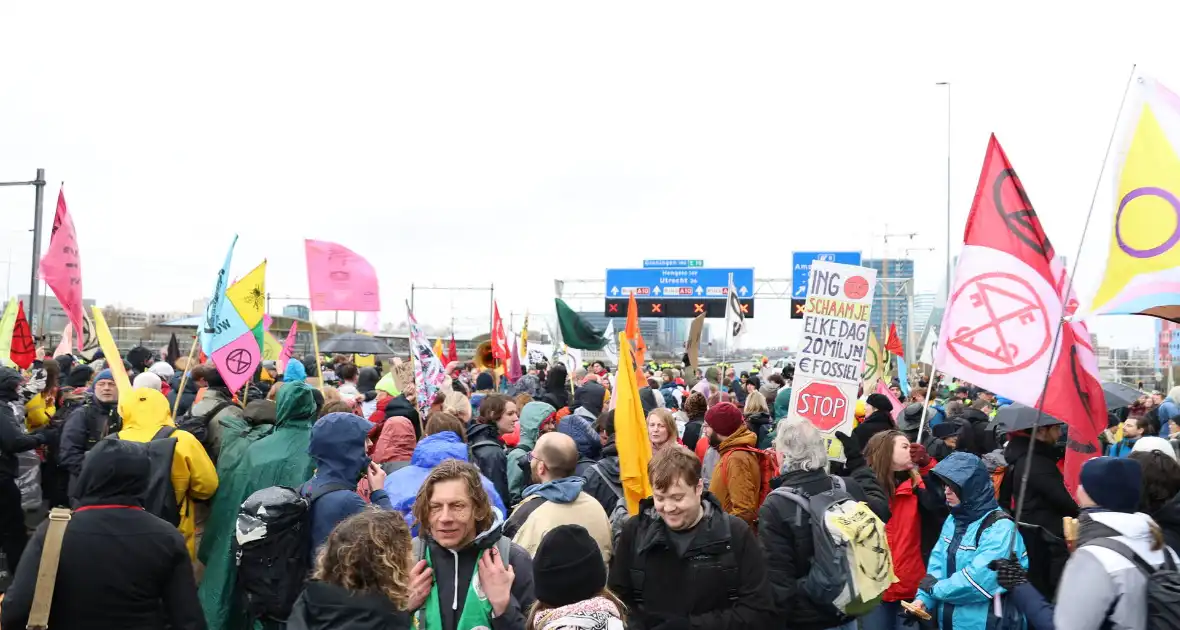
[583,441,621,514]
[957,408,992,455]
[682,415,705,454]
[608,493,775,630]
[467,422,509,508]
[759,467,897,630]
[0,372,44,482]
[58,398,121,499]
[999,434,1078,539]
[1,440,204,630]
[289,581,412,630]
[851,410,895,450]
[1156,492,1180,553]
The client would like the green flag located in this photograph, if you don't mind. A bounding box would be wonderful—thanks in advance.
[554,298,607,350]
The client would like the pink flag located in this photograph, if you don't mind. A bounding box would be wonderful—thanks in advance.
[279,321,298,372]
[39,189,84,335]
[874,380,903,422]
[54,323,73,358]
[304,240,380,312]
[211,332,260,395]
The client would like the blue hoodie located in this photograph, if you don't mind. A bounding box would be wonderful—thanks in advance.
[919,452,1027,630]
[382,431,507,534]
[284,359,307,383]
[304,412,392,551]
[521,476,585,503]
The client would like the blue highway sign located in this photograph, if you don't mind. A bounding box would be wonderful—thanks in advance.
[606,267,755,299]
[791,252,862,298]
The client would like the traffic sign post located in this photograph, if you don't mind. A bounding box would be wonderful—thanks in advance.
[791,252,862,318]
[605,267,755,299]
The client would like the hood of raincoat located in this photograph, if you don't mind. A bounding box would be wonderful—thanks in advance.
[309,412,373,487]
[119,387,175,432]
[557,415,601,460]
[410,431,471,467]
[276,381,318,428]
[285,359,308,383]
[356,367,381,394]
[74,439,150,507]
[375,371,400,396]
[372,416,416,463]
[932,451,999,524]
[573,382,606,416]
[522,475,586,504]
[518,401,556,451]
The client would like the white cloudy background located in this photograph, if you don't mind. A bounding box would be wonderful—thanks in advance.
[1,2,1177,348]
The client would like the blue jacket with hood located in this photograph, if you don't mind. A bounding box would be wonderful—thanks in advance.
[918,452,1028,630]
[382,431,506,534]
[303,412,393,552]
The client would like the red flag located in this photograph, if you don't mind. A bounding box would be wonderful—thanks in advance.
[934,135,1105,491]
[10,302,35,370]
[491,302,510,361]
[446,335,458,365]
[885,323,905,357]
[39,189,84,336]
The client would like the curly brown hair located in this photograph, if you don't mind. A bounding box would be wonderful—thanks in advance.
[683,392,708,419]
[311,508,413,610]
[476,393,513,426]
[412,459,495,540]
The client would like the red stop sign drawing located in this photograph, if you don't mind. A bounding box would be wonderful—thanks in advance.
[796,382,848,432]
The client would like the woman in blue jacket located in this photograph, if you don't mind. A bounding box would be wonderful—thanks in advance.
[911,452,1028,630]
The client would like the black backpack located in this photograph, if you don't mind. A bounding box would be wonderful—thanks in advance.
[176,400,234,455]
[234,483,352,622]
[1083,538,1180,629]
[106,427,180,526]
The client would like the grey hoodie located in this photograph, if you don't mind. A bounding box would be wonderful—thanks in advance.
[1052,511,1180,630]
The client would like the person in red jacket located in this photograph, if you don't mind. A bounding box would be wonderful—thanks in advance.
[861,430,948,630]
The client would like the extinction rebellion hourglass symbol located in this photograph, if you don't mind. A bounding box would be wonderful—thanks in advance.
[947,272,1052,375]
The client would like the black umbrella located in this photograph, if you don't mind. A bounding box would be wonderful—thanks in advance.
[319,333,395,355]
[1101,381,1142,410]
[995,402,1065,432]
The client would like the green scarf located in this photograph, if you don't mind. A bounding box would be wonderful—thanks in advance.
[419,546,495,630]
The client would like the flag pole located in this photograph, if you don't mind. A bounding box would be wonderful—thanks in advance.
[310,312,325,393]
[914,341,938,444]
[1007,62,1137,561]
[171,335,200,419]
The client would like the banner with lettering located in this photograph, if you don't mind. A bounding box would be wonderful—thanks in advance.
[787,260,877,440]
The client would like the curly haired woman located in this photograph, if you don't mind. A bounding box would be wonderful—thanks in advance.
[288,509,415,629]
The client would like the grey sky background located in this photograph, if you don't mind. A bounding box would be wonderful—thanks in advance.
[1,2,1177,348]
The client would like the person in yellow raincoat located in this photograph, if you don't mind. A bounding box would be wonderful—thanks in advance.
[116,387,219,559]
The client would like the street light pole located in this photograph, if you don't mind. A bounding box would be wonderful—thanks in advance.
[936,82,951,300]
[0,169,46,337]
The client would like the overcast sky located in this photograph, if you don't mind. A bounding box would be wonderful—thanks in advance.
[1,2,1176,349]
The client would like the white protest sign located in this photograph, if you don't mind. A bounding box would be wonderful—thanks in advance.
[788,260,877,438]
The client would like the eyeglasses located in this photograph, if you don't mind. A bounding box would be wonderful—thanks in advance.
[526,451,549,467]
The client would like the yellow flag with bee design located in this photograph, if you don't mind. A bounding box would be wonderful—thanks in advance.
[226,261,267,329]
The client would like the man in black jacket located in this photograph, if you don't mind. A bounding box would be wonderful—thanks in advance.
[999,419,1077,597]
[583,411,621,515]
[0,367,54,572]
[1,439,204,629]
[956,399,994,455]
[609,445,775,630]
[59,369,122,501]
[759,421,893,630]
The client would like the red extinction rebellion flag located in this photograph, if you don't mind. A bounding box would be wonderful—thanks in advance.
[935,134,1106,492]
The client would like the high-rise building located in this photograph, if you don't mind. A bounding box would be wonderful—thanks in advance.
[861,259,915,357]
[911,292,936,343]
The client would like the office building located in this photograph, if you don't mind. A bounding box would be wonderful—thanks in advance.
[283,304,311,320]
[861,259,915,358]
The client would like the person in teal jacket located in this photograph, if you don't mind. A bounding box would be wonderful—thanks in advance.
[911,451,1028,630]
[1107,415,1147,457]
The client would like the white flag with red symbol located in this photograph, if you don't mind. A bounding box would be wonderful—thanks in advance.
[936,135,1106,492]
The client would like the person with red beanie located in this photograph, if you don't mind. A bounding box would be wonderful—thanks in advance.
[705,402,762,531]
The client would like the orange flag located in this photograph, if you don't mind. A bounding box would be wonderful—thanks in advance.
[625,292,647,383]
[614,332,653,514]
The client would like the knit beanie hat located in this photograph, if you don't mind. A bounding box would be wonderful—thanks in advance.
[866,393,893,413]
[89,369,114,392]
[1080,457,1142,513]
[932,422,960,439]
[533,525,606,607]
[705,402,744,437]
[132,372,162,391]
[65,364,93,389]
